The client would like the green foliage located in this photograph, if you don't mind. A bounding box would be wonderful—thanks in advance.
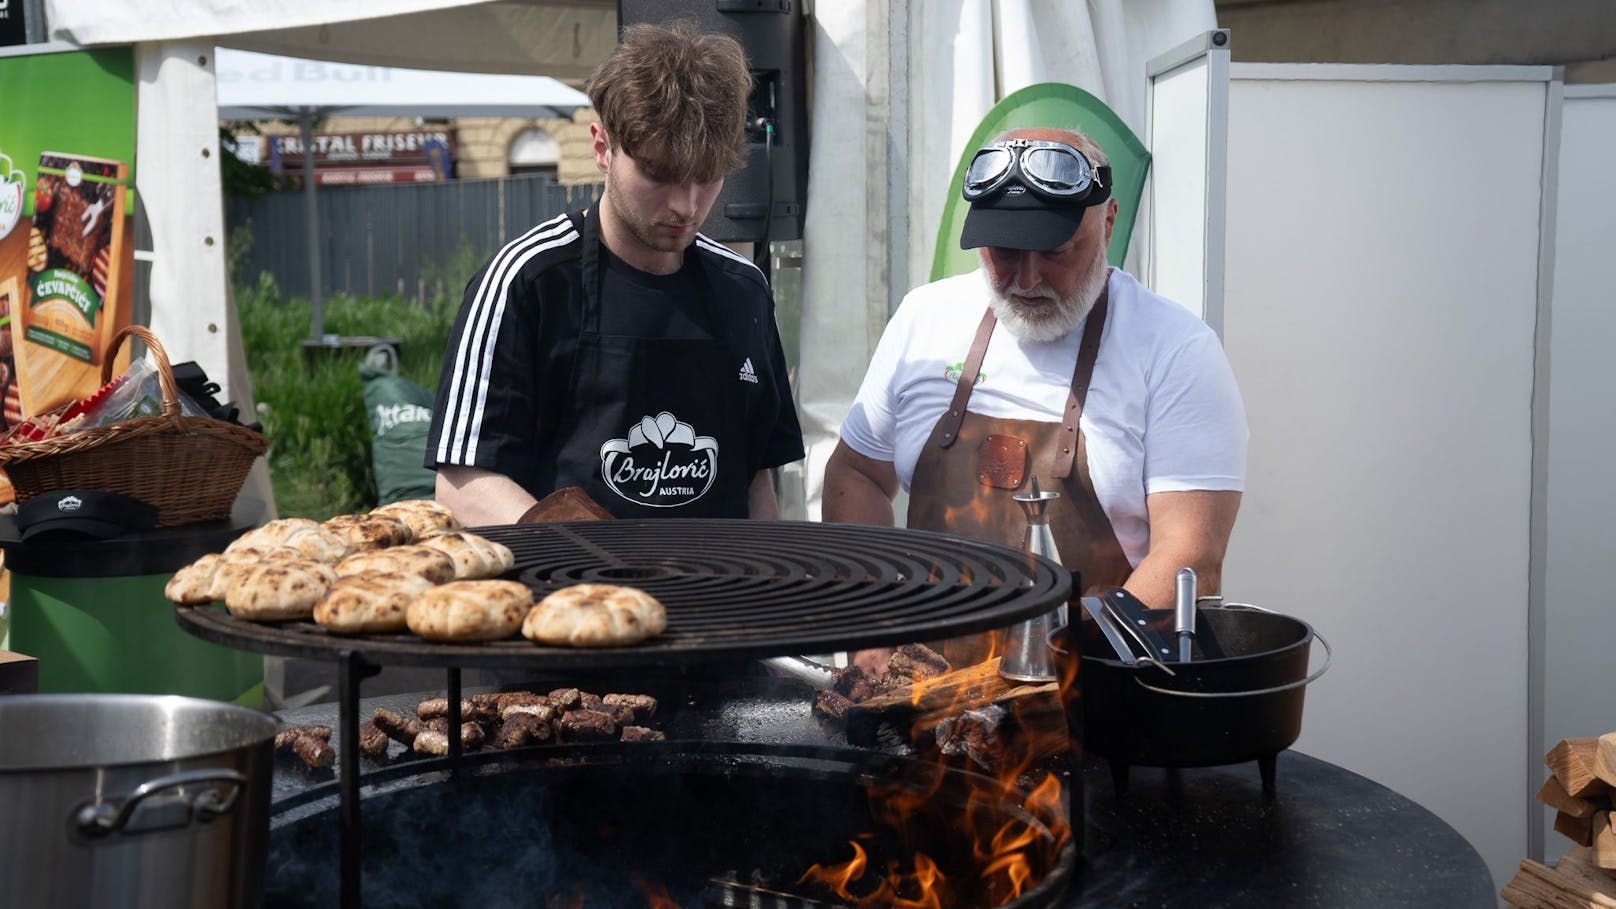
[219,128,278,200]
[237,263,469,520]
[226,218,256,289]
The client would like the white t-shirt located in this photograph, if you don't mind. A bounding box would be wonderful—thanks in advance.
[839,267,1248,566]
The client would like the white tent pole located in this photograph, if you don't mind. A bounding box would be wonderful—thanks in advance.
[299,107,323,336]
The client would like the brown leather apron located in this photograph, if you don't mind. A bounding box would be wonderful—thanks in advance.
[906,290,1132,665]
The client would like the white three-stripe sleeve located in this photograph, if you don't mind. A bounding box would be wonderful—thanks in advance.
[435,214,574,464]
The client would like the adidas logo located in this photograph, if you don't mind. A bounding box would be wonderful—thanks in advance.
[738,358,759,384]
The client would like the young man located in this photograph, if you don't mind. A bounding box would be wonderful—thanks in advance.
[824,127,1247,669]
[427,23,804,523]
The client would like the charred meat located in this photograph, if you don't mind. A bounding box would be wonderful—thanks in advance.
[495,713,554,749]
[358,722,390,760]
[274,725,332,750]
[373,708,426,747]
[814,689,856,720]
[557,709,617,741]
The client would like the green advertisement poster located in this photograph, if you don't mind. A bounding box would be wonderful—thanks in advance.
[0,46,136,426]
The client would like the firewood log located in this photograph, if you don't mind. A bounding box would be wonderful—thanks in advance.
[1548,738,1611,799]
[1541,775,1603,820]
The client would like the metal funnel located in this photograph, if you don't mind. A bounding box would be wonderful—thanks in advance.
[1002,477,1064,682]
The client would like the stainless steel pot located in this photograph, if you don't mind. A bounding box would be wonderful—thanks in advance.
[0,693,277,909]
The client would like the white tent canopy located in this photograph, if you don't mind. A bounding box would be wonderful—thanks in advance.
[45,0,617,80]
[215,48,589,120]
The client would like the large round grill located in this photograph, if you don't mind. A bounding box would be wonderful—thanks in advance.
[176,519,1070,668]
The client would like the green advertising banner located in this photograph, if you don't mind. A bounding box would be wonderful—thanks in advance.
[0,46,136,428]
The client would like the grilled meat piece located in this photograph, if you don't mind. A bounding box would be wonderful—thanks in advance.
[274,725,333,750]
[495,713,554,749]
[373,708,426,746]
[287,734,335,769]
[500,701,558,723]
[426,717,487,750]
[358,722,390,760]
[578,692,604,712]
[416,697,474,721]
[547,688,582,711]
[886,644,951,683]
[602,693,657,719]
[557,708,617,741]
[620,726,666,743]
[935,704,1006,772]
[814,689,856,721]
[412,730,451,756]
[831,666,867,696]
[846,676,882,703]
[493,692,547,712]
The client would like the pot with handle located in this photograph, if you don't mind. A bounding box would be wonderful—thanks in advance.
[1049,600,1330,793]
[0,693,277,909]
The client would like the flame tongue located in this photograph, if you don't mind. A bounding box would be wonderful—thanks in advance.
[796,653,1073,907]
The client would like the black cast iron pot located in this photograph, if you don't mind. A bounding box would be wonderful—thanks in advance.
[1050,604,1329,792]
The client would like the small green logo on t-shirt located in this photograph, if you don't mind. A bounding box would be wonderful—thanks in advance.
[944,362,985,385]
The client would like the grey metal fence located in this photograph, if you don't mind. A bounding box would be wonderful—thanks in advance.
[225,175,600,300]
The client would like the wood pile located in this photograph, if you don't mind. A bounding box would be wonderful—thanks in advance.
[1502,734,1616,907]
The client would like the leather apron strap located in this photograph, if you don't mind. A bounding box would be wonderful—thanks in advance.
[936,308,1000,449]
[1052,288,1108,480]
[937,287,1111,470]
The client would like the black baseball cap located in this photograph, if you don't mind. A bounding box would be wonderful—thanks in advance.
[17,490,160,541]
[960,185,1091,252]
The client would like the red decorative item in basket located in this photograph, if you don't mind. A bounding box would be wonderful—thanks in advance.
[0,326,267,527]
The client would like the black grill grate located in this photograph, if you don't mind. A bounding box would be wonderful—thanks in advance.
[176,519,1069,669]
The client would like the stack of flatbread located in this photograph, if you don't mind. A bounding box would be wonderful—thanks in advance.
[165,500,519,638]
[166,499,669,648]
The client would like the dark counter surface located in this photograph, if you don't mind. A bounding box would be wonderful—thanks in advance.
[270,670,1495,909]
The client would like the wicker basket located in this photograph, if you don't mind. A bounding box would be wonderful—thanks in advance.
[0,325,268,527]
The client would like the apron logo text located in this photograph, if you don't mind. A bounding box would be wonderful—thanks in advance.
[598,411,719,508]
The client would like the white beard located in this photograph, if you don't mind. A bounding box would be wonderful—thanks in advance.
[989,255,1112,343]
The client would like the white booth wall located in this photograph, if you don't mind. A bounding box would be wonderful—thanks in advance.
[1541,84,1616,856]
[1217,64,1558,891]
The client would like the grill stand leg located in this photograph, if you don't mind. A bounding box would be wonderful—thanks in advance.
[339,650,380,909]
[447,667,463,765]
[1259,753,1277,797]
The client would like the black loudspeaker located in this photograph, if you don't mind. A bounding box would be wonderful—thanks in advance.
[616,0,809,243]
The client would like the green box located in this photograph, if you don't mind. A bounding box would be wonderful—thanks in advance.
[9,571,261,705]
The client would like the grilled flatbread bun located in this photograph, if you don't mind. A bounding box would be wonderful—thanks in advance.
[166,553,224,605]
[370,500,461,540]
[416,531,515,580]
[314,573,434,634]
[224,559,340,622]
[280,527,351,563]
[335,544,457,584]
[522,583,666,647]
[166,544,310,605]
[224,518,322,554]
[323,514,412,551]
[405,580,531,642]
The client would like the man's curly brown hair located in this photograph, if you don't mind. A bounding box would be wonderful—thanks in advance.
[587,21,752,185]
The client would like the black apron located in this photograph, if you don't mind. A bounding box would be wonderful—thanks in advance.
[548,211,754,518]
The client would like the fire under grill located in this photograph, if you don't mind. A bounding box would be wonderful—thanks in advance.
[265,743,1076,909]
[177,520,1071,667]
[174,519,1077,908]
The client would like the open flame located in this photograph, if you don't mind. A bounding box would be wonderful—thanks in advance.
[799,648,1074,907]
[796,496,1073,906]
[632,876,682,909]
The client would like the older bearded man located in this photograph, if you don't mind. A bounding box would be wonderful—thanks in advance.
[823,127,1247,670]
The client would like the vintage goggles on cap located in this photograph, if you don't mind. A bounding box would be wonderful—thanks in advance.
[962,139,1112,205]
